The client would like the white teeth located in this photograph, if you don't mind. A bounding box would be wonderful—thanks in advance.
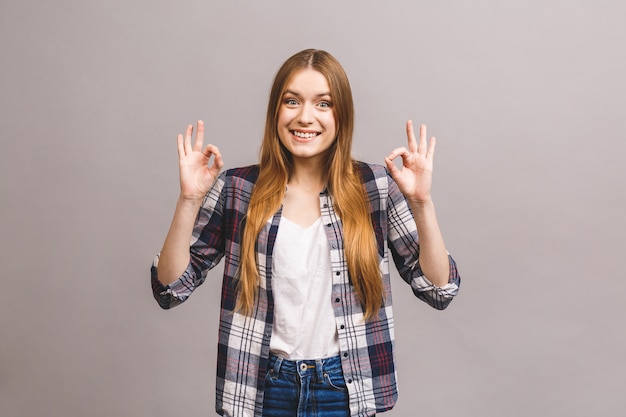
[293,131,317,139]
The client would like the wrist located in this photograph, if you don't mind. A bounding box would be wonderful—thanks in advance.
[177,194,204,209]
[408,197,434,209]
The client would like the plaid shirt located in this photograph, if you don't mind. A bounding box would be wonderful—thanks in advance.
[151,162,460,417]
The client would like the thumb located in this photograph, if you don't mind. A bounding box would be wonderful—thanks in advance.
[385,156,400,178]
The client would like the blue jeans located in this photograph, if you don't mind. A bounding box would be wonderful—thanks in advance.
[262,353,350,417]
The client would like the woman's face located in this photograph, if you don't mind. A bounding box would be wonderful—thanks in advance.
[277,68,337,165]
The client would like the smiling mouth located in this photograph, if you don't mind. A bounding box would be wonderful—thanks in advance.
[291,130,320,139]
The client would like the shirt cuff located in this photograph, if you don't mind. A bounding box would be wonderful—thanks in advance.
[411,274,460,299]
[151,254,196,308]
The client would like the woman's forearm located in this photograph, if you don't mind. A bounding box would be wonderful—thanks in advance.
[408,199,450,287]
[156,197,203,286]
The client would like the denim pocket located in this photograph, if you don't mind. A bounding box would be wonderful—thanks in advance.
[323,371,347,391]
[265,369,277,385]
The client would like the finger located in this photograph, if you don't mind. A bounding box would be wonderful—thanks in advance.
[212,150,224,171]
[204,145,224,181]
[184,124,193,154]
[417,124,427,155]
[387,146,408,162]
[406,120,418,154]
[386,147,412,177]
[193,120,204,152]
[203,144,224,167]
[384,156,400,178]
[427,136,436,161]
[177,134,185,159]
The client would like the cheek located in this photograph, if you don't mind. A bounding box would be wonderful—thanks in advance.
[325,113,338,133]
[276,111,286,127]
[277,105,290,122]
[276,128,288,145]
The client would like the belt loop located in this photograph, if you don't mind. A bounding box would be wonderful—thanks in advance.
[273,356,283,375]
[315,358,324,383]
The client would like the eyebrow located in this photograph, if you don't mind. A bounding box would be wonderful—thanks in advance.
[283,89,332,98]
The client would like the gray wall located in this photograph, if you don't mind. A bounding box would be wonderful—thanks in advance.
[1,1,625,416]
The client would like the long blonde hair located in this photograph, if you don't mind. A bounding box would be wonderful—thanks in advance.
[237,49,384,320]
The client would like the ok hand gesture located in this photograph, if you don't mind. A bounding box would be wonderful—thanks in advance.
[177,120,223,201]
[385,121,436,204]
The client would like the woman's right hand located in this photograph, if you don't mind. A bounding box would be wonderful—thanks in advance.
[177,120,223,201]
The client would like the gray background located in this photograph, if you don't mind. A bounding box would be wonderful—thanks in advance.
[1,0,624,416]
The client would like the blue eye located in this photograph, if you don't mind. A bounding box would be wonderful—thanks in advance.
[318,101,332,108]
[285,98,298,106]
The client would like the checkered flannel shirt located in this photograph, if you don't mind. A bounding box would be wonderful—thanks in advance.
[151,162,460,417]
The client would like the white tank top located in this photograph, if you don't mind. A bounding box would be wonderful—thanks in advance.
[269,216,340,360]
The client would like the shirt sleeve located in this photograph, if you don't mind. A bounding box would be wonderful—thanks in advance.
[385,172,460,310]
[151,173,227,309]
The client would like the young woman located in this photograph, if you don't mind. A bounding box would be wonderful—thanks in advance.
[151,49,460,417]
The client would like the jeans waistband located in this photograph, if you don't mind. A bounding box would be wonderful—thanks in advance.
[268,353,342,381]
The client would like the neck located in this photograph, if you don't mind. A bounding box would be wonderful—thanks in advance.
[288,158,326,191]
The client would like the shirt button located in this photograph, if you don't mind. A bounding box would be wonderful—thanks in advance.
[343,352,348,357]
[323,203,329,208]
[340,325,345,329]
[335,271,340,276]
[335,298,340,303]
[347,378,353,383]
[326,223,332,227]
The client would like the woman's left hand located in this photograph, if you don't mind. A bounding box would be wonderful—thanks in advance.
[385,120,436,204]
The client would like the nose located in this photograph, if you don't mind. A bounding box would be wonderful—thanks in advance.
[297,103,315,124]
